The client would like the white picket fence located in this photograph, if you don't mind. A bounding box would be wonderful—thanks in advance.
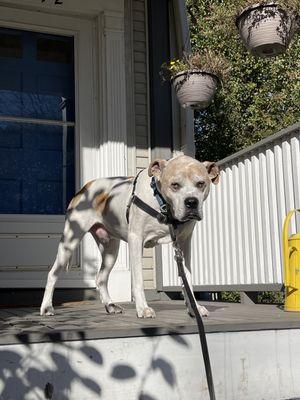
[159,123,300,290]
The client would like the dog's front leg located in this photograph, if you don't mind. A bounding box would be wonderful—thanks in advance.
[180,237,209,317]
[128,233,156,318]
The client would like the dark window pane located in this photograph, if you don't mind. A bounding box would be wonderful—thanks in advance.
[0,88,74,121]
[148,0,173,154]
[0,28,75,121]
[37,38,73,63]
[0,121,75,215]
[0,32,22,58]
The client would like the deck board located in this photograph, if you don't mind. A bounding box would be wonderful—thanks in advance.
[0,300,300,345]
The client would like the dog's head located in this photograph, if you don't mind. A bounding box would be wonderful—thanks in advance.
[148,155,220,222]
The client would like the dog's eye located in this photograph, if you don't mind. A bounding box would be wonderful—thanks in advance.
[197,181,205,189]
[171,182,180,191]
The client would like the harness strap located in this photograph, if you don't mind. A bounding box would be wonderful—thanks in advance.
[126,170,143,223]
[131,195,168,224]
[126,170,184,227]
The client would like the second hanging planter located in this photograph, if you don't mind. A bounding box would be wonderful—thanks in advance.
[236,2,298,57]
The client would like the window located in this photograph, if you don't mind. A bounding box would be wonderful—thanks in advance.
[0,28,75,214]
[148,0,173,154]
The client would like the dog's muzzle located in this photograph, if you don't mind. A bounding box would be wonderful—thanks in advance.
[182,197,202,221]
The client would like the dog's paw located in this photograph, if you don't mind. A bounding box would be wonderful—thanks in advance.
[105,303,124,314]
[187,304,209,318]
[197,305,209,317]
[40,305,55,316]
[137,307,156,319]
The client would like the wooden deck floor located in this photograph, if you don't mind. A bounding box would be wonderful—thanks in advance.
[1,300,300,345]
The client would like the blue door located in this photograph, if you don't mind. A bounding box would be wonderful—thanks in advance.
[0,28,75,215]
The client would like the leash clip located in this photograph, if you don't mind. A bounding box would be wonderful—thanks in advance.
[174,246,184,263]
[157,213,168,224]
[160,204,168,214]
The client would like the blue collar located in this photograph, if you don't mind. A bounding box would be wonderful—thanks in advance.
[150,177,168,215]
[126,171,185,229]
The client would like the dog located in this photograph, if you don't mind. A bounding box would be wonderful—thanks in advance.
[40,155,220,318]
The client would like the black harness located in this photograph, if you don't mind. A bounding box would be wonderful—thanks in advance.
[126,170,184,228]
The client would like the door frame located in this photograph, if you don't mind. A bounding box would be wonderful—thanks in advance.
[0,3,131,301]
[0,5,95,288]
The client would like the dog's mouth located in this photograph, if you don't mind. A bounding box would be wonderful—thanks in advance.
[181,212,202,222]
[169,205,202,222]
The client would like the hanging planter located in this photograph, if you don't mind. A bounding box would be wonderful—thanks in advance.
[172,70,219,110]
[160,51,230,110]
[235,1,299,57]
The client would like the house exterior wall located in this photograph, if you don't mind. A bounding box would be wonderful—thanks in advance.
[0,0,192,297]
[132,0,149,173]
[130,0,156,290]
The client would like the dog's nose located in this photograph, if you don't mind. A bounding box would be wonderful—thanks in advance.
[184,197,199,209]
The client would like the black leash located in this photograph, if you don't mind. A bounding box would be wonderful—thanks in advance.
[126,170,216,400]
[169,225,216,400]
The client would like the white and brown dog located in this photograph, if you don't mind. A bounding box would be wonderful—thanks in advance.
[40,155,219,318]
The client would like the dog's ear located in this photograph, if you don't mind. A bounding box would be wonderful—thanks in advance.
[148,159,167,178]
[203,161,220,185]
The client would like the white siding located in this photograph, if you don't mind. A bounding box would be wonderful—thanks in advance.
[133,0,149,172]
[132,0,155,288]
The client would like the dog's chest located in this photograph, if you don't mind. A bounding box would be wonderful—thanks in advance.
[144,229,172,248]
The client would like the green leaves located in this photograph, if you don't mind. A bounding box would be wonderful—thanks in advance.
[160,51,230,82]
[186,0,300,161]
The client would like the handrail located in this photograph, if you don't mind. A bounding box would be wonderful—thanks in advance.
[217,123,300,167]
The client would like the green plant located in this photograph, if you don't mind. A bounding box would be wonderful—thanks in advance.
[160,51,230,83]
[160,58,187,81]
[257,291,284,304]
[186,0,300,161]
[219,291,241,302]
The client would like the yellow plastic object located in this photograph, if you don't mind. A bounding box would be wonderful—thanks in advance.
[283,209,300,312]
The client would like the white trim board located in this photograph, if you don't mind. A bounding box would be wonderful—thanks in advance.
[0,0,124,16]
